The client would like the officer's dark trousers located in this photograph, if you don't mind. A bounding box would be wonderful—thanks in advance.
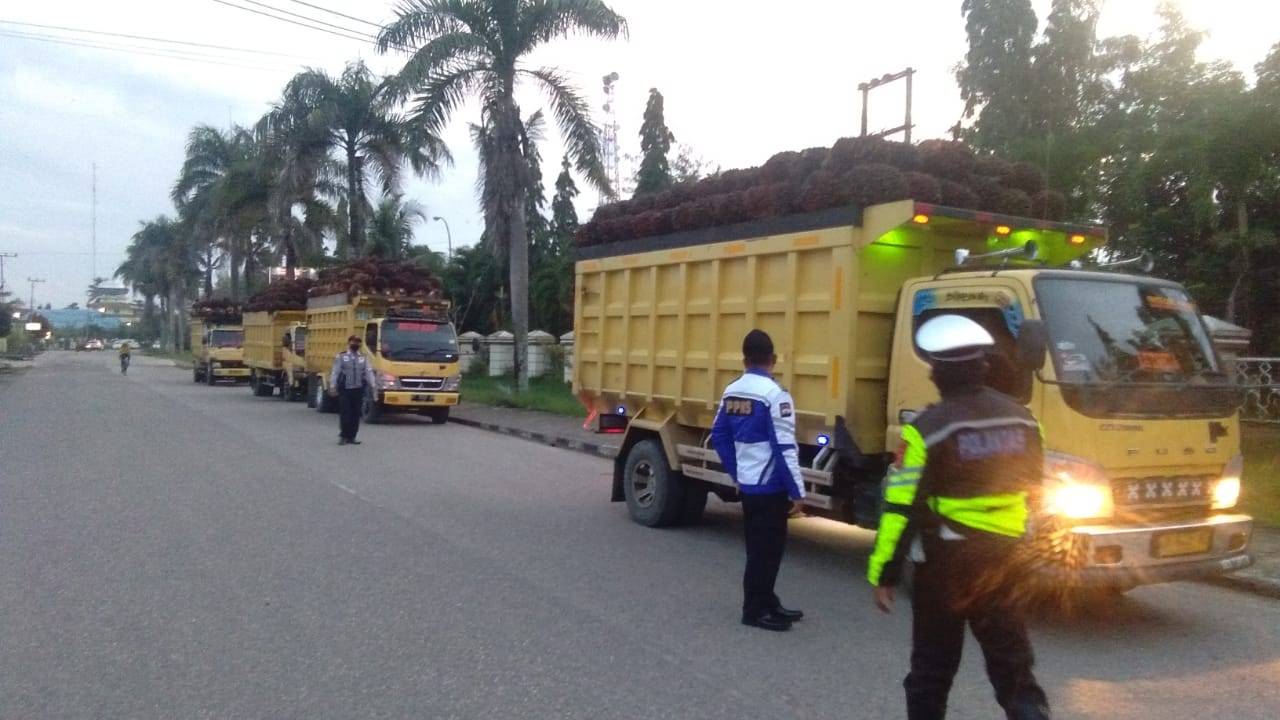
[906,535,1049,720]
[338,387,365,441]
[741,491,789,618]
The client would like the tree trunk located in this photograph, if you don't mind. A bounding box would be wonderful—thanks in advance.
[174,283,188,353]
[284,227,297,280]
[509,194,530,392]
[347,146,365,256]
[204,245,215,298]
[229,238,242,302]
[159,294,171,352]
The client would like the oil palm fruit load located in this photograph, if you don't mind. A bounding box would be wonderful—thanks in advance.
[191,298,241,324]
[243,277,317,312]
[308,258,444,300]
[576,137,1068,248]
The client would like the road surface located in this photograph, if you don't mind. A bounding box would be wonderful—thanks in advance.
[2,352,1277,719]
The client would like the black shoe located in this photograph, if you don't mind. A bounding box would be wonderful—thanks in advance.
[338,438,349,445]
[773,605,804,622]
[349,439,362,445]
[741,612,792,632]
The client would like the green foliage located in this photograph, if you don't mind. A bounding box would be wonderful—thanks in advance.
[0,302,11,337]
[461,373,584,417]
[958,2,1280,349]
[634,88,675,196]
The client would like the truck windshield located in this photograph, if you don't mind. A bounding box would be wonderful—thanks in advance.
[210,330,243,348]
[1036,277,1236,417]
[380,320,457,362]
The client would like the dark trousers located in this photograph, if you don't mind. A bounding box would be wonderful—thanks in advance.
[338,387,365,441]
[741,491,790,618]
[906,535,1049,720]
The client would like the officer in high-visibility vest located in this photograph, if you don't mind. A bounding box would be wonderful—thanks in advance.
[868,314,1050,720]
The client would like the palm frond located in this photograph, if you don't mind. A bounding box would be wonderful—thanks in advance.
[521,67,610,193]
[377,0,482,53]
[410,65,487,136]
[518,0,628,55]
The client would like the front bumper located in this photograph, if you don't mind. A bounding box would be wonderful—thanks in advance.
[1039,513,1254,588]
[213,367,251,378]
[379,390,459,408]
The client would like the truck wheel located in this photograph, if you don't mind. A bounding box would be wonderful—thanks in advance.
[313,379,328,412]
[254,372,273,397]
[623,439,688,527]
[277,377,289,401]
[361,395,384,424]
[193,366,201,383]
[306,377,318,408]
[426,407,450,424]
[206,364,216,385]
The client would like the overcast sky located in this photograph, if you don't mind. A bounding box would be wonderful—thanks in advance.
[1,0,1276,307]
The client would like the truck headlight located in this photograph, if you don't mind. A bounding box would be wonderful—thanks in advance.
[1044,451,1113,520]
[379,372,398,390]
[1212,454,1243,510]
[441,374,461,392]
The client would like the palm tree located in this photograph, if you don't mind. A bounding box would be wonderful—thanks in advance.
[172,125,265,301]
[378,0,625,391]
[117,216,198,351]
[367,194,430,259]
[276,61,449,257]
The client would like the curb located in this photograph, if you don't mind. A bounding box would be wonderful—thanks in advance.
[449,415,619,460]
[1203,572,1280,600]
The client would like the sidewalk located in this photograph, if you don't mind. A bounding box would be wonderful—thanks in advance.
[448,402,1280,599]
[449,404,619,459]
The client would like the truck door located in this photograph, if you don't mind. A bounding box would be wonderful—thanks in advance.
[886,279,1038,442]
[365,323,379,356]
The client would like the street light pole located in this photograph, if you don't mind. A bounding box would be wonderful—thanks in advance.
[0,252,16,295]
[431,216,453,260]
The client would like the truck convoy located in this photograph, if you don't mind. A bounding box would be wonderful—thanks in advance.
[573,197,1254,592]
[190,261,461,425]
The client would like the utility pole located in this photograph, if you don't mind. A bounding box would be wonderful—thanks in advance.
[27,277,45,312]
[0,252,15,295]
[858,67,915,142]
[600,72,620,204]
[91,162,97,290]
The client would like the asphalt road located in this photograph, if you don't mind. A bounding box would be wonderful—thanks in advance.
[2,352,1278,720]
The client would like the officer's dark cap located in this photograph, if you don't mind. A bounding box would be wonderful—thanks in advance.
[743,329,774,364]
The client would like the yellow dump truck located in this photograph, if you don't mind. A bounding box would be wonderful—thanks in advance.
[281,321,308,401]
[304,292,461,424]
[243,309,306,398]
[191,319,248,385]
[574,199,1253,591]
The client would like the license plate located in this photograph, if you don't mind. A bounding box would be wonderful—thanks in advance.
[1153,528,1213,558]
[412,394,434,402]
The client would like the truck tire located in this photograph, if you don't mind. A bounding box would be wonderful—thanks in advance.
[205,364,216,386]
[306,376,318,408]
[313,379,329,412]
[193,366,201,383]
[426,407,449,424]
[623,439,688,527]
[361,395,384,424]
[277,376,289,401]
[253,372,273,397]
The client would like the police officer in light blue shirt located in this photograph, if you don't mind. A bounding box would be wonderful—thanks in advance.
[710,329,806,632]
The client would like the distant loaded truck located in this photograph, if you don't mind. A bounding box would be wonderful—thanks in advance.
[304,291,461,424]
[243,309,306,398]
[574,198,1254,592]
[190,314,249,385]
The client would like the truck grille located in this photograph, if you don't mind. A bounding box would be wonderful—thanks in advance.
[1113,476,1213,508]
[399,377,444,391]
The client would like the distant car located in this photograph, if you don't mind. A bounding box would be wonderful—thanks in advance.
[84,339,104,351]
[125,340,142,349]
[111,340,125,350]
[150,341,161,350]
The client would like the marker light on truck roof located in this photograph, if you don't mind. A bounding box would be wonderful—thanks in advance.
[1069,234,1087,246]
[911,214,930,224]
[995,225,1012,236]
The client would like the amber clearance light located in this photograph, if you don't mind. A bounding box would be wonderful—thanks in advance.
[911,214,930,224]
[995,225,1012,236]
[1070,234,1087,246]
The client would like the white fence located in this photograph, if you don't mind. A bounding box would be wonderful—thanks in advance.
[1237,357,1280,423]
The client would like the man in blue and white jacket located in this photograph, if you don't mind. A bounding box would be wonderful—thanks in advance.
[711,329,807,632]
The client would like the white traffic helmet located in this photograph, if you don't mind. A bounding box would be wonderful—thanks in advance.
[915,314,995,363]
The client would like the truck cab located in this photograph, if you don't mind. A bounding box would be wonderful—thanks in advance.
[360,309,462,424]
[193,324,248,384]
[889,268,1251,589]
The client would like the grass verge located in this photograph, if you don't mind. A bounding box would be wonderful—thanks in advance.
[144,350,195,367]
[1242,425,1280,527]
[461,373,585,417]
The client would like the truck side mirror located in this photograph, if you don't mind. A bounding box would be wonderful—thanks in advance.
[1016,319,1048,371]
